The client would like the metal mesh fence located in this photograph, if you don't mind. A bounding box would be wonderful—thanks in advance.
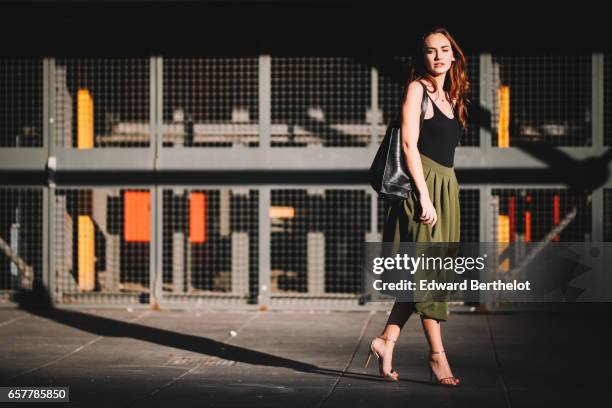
[0,55,604,149]
[271,57,371,147]
[2,54,609,310]
[0,59,43,147]
[161,188,259,303]
[485,188,592,310]
[490,56,592,146]
[378,56,411,143]
[459,189,480,242]
[464,56,480,146]
[270,189,369,296]
[490,188,591,242]
[162,58,259,147]
[54,59,150,148]
[0,187,43,302]
[54,188,151,304]
[376,195,387,241]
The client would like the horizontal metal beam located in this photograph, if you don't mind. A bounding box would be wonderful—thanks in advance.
[155,146,611,171]
[0,149,48,171]
[54,148,156,171]
[3,146,611,189]
[2,146,609,171]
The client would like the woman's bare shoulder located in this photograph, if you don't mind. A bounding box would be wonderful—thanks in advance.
[414,79,435,91]
[406,80,426,99]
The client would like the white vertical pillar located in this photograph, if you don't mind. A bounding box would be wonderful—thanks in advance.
[307,231,325,295]
[231,232,249,296]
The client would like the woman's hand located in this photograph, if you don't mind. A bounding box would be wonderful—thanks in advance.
[419,194,437,226]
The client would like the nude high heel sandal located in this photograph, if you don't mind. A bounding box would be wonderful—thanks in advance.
[428,350,460,386]
[364,336,399,381]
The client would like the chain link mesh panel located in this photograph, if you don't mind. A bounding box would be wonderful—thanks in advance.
[464,56,480,146]
[161,188,258,304]
[0,59,43,147]
[378,56,411,144]
[0,188,43,302]
[270,189,369,297]
[54,188,151,304]
[485,188,592,309]
[162,58,259,147]
[54,59,150,148]
[490,188,591,242]
[490,56,592,146]
[271,57,371,147]
[459,189,480,242]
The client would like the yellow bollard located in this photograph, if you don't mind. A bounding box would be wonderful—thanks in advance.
[77,89,94,149]
[497,214,510,272]
[78,215,95,291]
[498,85,510,148]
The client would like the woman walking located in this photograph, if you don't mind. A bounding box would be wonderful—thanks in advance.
[365,28,469,386]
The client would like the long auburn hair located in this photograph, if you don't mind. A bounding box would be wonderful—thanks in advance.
[409,28,470,130]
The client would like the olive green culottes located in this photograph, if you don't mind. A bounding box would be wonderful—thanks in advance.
[382,153,461,321]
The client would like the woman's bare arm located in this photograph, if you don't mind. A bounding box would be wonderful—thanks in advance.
[400,80,436,225]
[401,81,428,198]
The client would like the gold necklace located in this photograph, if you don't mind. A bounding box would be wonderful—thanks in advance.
[434,89,446,102]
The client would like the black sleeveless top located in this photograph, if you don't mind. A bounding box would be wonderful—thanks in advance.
[417,90,464,168]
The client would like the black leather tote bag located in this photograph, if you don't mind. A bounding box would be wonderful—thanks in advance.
[368,82,429,202]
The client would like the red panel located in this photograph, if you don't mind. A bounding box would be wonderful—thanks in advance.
[525,211,531,242]
[124,191,150,242]
[190,192,206,243]
[553,194,560,242]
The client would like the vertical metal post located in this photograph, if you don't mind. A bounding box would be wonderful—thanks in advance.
[259,54,271,148]
[43,59,50,158]
[591,189,604,242]
[479,54,493,153]
[151,185,163,308]
[592,53,604,149]
[479,185,492,243]
[45,58,57,305]
[42,185,50,304]
[151,56,163,308]
[257,54,272,308]
[478,53,494,307]
[591,54,604,243]
[370,192,378,235]
[479,185,492,309]
[370,66,379,147]
[306,231,325,295]
[155,56,163,165]
[365,191,381,243]
[368,66,380,242]
[231,232,250,296]
[42,58,50,302]
[258,186,271,309]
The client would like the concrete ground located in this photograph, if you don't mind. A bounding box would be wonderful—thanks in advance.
[1,305,611,408]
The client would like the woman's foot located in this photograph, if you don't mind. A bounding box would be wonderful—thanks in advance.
[429,350,459,386]
[370,336,399,380]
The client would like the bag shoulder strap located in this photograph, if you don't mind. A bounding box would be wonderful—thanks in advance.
[418,81,429,129]
[394,81,429,129]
